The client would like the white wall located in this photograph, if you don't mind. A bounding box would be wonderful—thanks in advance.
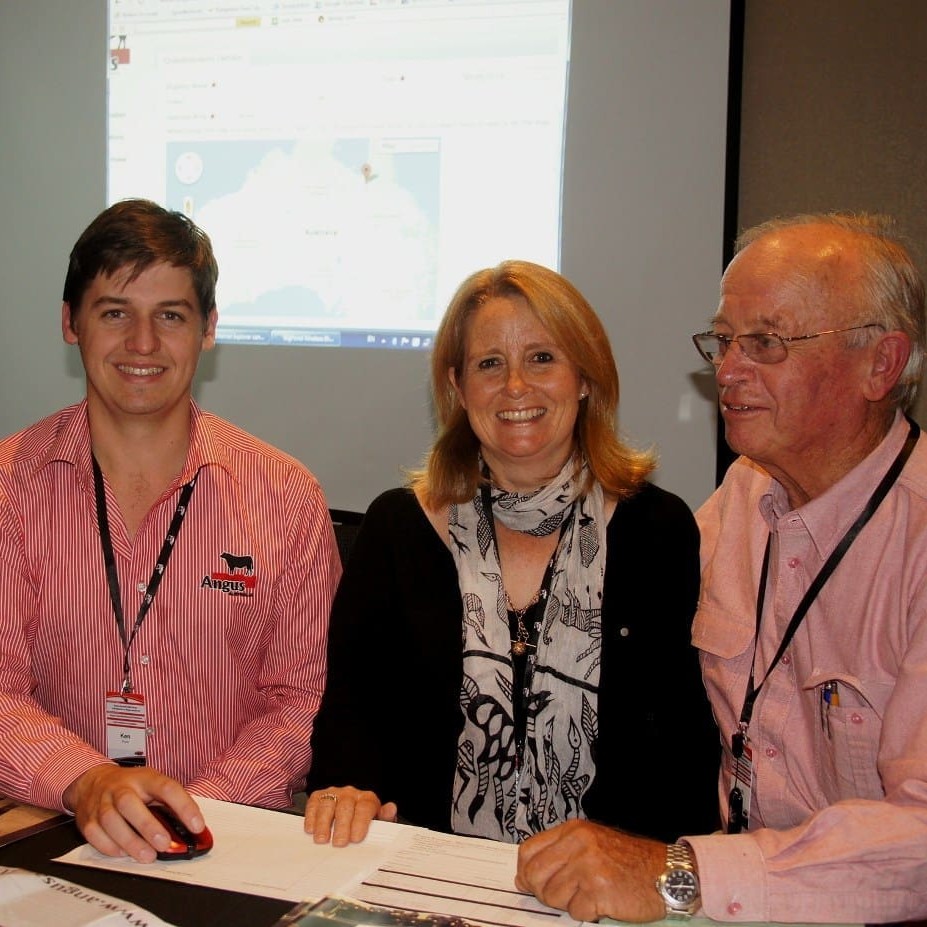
[0,0,730,513]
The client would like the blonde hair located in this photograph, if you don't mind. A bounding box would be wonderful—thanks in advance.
[412,260,655,507]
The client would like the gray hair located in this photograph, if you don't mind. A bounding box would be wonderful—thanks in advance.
[736,212,926,411]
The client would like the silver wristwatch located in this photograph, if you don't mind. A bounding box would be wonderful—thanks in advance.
[655,843,700,919]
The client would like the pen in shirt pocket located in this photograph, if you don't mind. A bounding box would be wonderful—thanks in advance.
[821,680,840,737]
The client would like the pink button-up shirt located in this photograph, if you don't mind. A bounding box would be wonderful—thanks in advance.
[0,401,340,811]
[688,412,927,923]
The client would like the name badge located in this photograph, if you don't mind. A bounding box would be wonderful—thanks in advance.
[727,732,753,834]
[104,691,148,767]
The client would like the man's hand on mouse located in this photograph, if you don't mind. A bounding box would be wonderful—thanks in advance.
[64,764,205,862]
[147,804,214,858]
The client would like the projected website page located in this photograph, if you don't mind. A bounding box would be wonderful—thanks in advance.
[108,0,571,349]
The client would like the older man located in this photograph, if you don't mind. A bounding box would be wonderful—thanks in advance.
[0,200,340,863]
[516,213,927,923]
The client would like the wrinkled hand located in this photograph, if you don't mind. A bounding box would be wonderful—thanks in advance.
[63,764,205,863]
[304,785,398,847]
[515,820,667,923]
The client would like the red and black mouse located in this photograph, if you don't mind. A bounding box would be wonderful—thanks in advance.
[148,805,214,860]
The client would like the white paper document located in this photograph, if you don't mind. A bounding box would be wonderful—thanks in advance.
[54,799,860,927]
[339,827,572,927]
[0,866,176,927]
[57,797,400,902]
[55,798,575,927]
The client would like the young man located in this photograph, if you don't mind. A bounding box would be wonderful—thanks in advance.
[516,214,927,923]
[0,200,340,862]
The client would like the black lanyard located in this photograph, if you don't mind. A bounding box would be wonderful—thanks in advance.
[734,418,920,753]
[92,456,200,693]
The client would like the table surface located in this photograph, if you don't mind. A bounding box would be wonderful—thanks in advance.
[5,813,926,927]
[0,818,294,927]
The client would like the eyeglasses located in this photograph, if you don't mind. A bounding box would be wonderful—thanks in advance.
[692,323,883,366]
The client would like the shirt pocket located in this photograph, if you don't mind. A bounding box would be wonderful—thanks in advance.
[692,602,755,660]
[691,603,756,754]
[803,670,884,801]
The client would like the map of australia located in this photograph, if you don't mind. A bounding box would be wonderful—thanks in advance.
[166,137,440,343]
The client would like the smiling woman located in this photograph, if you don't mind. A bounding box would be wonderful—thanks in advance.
[305,260,720,849]
[448,294,586,493]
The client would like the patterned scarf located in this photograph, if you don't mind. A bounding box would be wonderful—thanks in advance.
[449,457,606,842]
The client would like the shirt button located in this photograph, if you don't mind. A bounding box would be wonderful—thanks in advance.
[781,654,791,665]
[765,747,778,759]
[137,582,147,593]
[146,727,155,736]
[787,557,799,569]
[619,627,630,637]
[140,654,151,665]
[727,902,742,915]
[851,713,864,724]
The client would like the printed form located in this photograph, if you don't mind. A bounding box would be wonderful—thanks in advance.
[55,797,572,927]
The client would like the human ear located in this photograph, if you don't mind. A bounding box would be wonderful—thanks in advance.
[62,302,79,345]
[863,331,911,402]
[202,308,219,350]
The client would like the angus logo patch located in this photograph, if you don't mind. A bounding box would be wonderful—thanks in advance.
[201,551,256,597]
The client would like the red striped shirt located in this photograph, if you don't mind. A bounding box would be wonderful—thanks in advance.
[0,401,340,811]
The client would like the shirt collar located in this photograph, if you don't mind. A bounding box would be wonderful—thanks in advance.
[38,399,231,486]
[760,411,913,557]
[38,401,92,475]
[183,401,231,479]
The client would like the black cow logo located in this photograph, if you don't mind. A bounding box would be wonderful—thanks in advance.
[220,552,254,574]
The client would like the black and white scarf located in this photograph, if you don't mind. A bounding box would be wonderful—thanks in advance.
[449,457,606,842]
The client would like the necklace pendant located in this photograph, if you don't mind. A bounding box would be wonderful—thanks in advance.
[511,639,528,657]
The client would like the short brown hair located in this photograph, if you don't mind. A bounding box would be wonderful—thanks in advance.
[63,199,218,322]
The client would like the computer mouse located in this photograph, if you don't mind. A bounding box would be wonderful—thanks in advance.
[147,805,214,860]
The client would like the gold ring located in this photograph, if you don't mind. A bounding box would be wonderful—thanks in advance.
[319,793,337,802]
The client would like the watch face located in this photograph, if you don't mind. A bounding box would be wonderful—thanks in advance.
[665,870,699,903]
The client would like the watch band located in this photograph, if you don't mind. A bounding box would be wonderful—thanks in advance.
[657,843,700,920]
[666,843,695,870]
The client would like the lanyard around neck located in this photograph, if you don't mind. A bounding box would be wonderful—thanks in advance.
[92,455,200,693]
[736,418,920,738]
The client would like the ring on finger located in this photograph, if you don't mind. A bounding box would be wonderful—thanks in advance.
[319,793,337,803]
